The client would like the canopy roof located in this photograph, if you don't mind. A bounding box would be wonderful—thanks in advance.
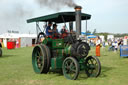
[27,12,91,23]
[0,33,37,38]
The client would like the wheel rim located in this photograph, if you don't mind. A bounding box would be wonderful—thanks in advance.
[35,50,43,70]
[63,57,79,80]
[32,46,44,73]
[85,56,101,77]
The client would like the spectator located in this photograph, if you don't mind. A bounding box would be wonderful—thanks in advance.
[96,36,101,57]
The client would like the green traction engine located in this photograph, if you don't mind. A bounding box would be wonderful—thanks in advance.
[27,6,101,80]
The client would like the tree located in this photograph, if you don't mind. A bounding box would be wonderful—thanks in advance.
[96,32,110,41]
[92,29,97,35]
[86,30,91,33]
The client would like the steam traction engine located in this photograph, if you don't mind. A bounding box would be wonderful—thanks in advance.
[27,6,101,80]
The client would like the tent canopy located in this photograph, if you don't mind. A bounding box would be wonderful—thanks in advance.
[87,36,97,39]
[27,12,91,23]
[81,32,94,36]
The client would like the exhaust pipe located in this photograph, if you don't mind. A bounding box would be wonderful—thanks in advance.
[75,6,82,39]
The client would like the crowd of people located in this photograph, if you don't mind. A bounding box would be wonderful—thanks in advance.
[45,22,68,39]
[107,38,123,51]
[88,37,124,52]
[87,37,126,57]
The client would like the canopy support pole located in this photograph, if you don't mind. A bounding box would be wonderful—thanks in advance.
[36,22,42,42]
[61,16,68,30]
[86,17,88,41]
[36,22,39,36]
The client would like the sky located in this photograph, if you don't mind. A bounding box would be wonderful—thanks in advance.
[0,0,128,34]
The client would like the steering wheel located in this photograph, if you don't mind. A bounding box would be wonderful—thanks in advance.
[36,32,46,44]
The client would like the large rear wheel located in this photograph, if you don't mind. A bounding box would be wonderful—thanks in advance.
[41,44,51,73]
[62,57,80,80]
[85,56,101,77]
[32,45,47,73]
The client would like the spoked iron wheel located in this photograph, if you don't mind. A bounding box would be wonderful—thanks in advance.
[62,57,80,80]
[32,45,47,73]
[0,47,2,57]
[85,56,101,77]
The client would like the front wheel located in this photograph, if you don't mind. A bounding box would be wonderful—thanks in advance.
[85,56,101,77]
[62,57,80,80]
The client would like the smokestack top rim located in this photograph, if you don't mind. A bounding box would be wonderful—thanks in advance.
[74,6,82,10]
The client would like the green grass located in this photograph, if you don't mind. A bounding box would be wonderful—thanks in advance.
[0,46,128,85]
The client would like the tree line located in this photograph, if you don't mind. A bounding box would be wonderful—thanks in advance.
[86,29,128,41]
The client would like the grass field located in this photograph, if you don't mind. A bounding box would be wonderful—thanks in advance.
[0,46,128,85]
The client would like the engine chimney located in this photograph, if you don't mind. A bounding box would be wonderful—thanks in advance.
[75,6,82,39]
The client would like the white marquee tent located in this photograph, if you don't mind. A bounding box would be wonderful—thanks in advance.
[0,33,37,48]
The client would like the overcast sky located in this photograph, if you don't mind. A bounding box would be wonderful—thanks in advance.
[0,0,128,34]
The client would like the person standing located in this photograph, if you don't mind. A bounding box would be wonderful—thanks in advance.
[61,26,67,34]
[96,36,101,57]
[45,22,53,36]
[52,24,59,34]
[52,24,59,39]
[61,25,68,38]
